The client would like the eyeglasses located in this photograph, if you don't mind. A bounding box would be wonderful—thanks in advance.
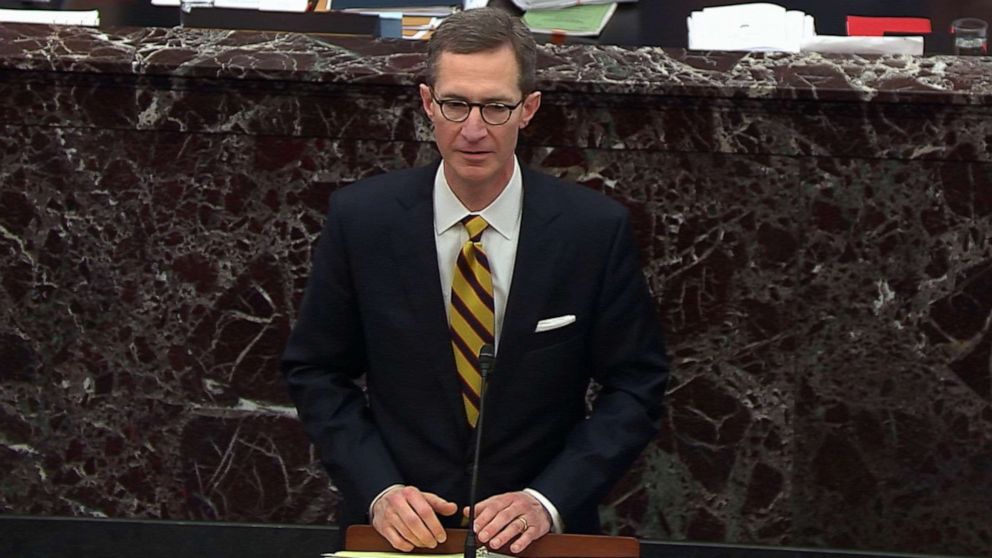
[430,89,524,126]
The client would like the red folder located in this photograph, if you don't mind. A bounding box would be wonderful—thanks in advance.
[847,16,932,37]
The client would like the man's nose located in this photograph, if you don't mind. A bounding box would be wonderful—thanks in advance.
[459,108,489,141]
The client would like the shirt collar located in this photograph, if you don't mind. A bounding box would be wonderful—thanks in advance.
[433,157,522,240]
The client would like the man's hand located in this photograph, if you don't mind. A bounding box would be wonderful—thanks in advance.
[372,485,458,552]
[466,491,552,553]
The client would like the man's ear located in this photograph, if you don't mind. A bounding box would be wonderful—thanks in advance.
[419,83,436,119]
[519,90,541,128]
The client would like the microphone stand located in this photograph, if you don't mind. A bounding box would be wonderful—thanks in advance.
[464,343,495,558]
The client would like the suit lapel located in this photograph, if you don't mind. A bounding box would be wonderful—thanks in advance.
[390,163,470,445]
[495,169,563,378]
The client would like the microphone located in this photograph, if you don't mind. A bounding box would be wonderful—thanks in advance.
[464,343,496,558]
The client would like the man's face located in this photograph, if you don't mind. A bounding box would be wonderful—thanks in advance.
[420,45,541,194]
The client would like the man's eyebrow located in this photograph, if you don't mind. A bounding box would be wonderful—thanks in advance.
[436,92,518,103]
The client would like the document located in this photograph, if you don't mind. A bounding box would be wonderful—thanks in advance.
[801,36,923,55]
[512,0,633,10]
[258,0,309,11]
[330,0,460,9]
[0,8,99,26]
[213,0,258,7]
[157,0,310,12]
[523,3,616,37]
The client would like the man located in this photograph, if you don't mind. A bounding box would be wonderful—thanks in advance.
[281,8,668,554]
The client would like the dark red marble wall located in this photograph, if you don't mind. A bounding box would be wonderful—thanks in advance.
[0,23,989,557]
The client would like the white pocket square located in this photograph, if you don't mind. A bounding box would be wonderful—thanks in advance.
[534,315,576,333]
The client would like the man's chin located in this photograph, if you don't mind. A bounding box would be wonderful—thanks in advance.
[450,160,494,180]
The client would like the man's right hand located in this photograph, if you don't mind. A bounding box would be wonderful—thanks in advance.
[371,485,458,552]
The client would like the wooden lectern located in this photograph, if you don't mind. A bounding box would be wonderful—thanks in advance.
[345,525,639,558]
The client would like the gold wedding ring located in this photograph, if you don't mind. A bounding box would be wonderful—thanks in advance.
[516,515,529,532]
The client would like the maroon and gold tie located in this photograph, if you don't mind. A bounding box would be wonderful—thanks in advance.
[449,215,494,427]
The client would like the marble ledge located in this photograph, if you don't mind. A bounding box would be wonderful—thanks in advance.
[1,23,992,106]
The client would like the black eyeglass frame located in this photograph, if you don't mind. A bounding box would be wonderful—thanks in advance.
[429,88,526,126]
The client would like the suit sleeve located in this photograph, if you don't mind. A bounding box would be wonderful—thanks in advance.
[281,192,405,517]
[529,209,669,524]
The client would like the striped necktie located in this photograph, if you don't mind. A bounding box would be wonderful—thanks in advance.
[449,215,494,428]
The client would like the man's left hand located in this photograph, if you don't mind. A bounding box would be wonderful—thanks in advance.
[465,491,552,553]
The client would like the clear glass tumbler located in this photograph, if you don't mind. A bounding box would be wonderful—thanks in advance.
[950,17,988,55]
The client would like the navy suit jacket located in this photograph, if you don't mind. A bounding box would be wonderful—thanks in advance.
[282,161,668,535]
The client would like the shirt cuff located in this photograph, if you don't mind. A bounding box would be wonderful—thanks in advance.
[523,488,563,534]
[368,484,405,520]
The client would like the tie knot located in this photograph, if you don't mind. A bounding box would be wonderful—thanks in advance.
[461,215,489,242]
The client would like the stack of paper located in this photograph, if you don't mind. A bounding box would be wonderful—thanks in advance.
[152,0,310,11]
[688,3,813,53]
[330,0,479,39]
[0,8,100,26]
[330,0,461,15]
[687,3,924,55]
[221,0,310,11]
[401,15,443,39]
[801,35,923,55]
[338,6,460,17]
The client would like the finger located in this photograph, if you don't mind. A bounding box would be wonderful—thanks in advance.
[509,524,546,554]
[472,502,500,533]
[411,493,451,543]
[485,503,532,548]
[385,490,437,548]
[372,489,421,550]
[424,492,458,517]
[470,496,503,537]
[510,497,552,553]
[380,523,414,552]
[384,507,423,549]
[475,498,517,544]
[395,489,443,548]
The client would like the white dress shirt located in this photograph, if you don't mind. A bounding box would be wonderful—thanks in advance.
[433,159,521,347]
